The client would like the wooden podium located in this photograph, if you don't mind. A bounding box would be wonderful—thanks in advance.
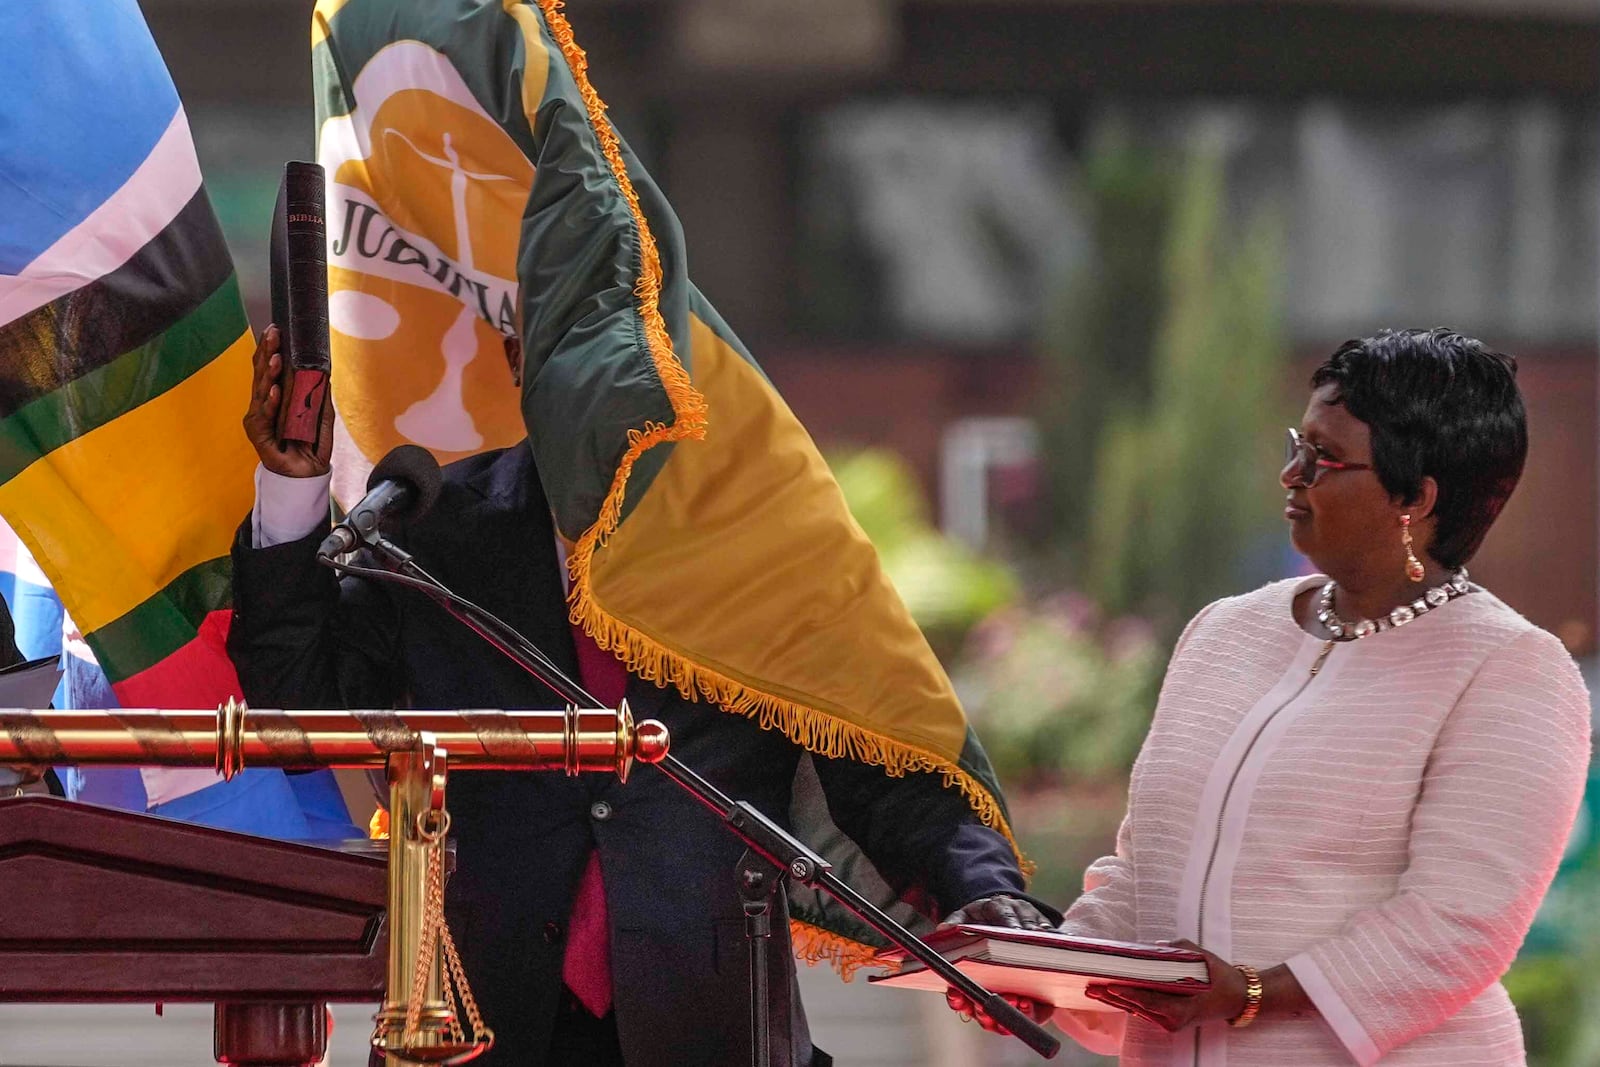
[0,704,669,1064]
[0,794,387,1066]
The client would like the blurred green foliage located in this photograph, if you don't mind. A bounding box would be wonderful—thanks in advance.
[830,449,1018,645]
[1502,842,1600,1065]
[952,596,1163,788]
[829,445,1157,915]
[827,451,1161,791]
[831,119,1292,801]
[1035,123,1172,555]
[1037,122,1288,632]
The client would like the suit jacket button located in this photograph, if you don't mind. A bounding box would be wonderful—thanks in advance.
[543,920,564,945]
[590,801,613,821]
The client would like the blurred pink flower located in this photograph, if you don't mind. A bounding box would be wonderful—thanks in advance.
[1104,615,1158,661]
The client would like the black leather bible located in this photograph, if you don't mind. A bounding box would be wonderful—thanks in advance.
[269,160,331,450]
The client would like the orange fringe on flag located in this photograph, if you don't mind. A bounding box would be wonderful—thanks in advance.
[790,919,883,981]
[530,2,1032,941]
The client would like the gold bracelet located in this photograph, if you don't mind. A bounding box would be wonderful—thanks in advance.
[1228,963,1263,1028]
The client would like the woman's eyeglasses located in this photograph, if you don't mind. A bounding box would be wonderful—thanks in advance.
[1284,427,1373,487]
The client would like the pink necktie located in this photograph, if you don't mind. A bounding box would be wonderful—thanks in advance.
[561,623,628,1017]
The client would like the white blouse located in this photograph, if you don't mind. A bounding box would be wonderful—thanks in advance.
[1057,576,1591,1066]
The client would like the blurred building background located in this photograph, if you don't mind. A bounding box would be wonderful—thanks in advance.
[4,1,1595,1065]
[149,0,1600,651]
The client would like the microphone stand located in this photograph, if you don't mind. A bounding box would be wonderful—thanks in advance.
[322,539,1061,1063]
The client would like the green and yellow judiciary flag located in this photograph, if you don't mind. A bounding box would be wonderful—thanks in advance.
[313,0,1025,968]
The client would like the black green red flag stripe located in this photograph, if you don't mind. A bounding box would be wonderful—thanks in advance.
[0,0,257,706]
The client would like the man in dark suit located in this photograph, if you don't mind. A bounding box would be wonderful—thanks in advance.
[0,582,61,796]
[0,598,34,794]
[0,591,25,745]
[0,594,20,669]
[229,327,1053,1066]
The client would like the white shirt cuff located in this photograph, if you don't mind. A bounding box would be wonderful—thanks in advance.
[252,465,333,548]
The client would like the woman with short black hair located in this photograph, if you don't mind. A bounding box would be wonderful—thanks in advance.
[1308,328,1527,573]
[1043,328,1589,1064]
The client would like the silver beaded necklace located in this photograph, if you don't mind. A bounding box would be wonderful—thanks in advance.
[1318,569,1473,640]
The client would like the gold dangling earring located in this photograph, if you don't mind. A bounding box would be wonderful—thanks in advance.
[1401,514,1425,583]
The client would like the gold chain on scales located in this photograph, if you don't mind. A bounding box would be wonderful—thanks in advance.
[217,700,493,1062]
[406,805,492,1056]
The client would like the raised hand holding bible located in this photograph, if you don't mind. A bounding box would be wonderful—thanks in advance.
[242,325,333,479]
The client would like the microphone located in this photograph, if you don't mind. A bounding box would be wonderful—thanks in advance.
[318,444,443,558]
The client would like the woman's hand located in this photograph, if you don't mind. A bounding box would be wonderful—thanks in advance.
[1084,939,1247,1032]
[242,325,333,478]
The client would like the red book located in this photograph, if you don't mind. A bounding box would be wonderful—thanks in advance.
[868,924,1211,1011]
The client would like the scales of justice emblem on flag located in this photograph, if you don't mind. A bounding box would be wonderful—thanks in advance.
[317,40,532,502]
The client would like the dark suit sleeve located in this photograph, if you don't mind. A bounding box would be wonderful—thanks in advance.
[227,518,402,711]
[810,754,1058,920]
[0,593,21,669]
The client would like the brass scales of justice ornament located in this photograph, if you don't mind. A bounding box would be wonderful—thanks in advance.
[0,697,671,1066]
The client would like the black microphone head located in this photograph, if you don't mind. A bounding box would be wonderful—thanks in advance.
[369,444,443,522]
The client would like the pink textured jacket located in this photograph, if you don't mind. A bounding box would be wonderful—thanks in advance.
[1057,576,1591,1065]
